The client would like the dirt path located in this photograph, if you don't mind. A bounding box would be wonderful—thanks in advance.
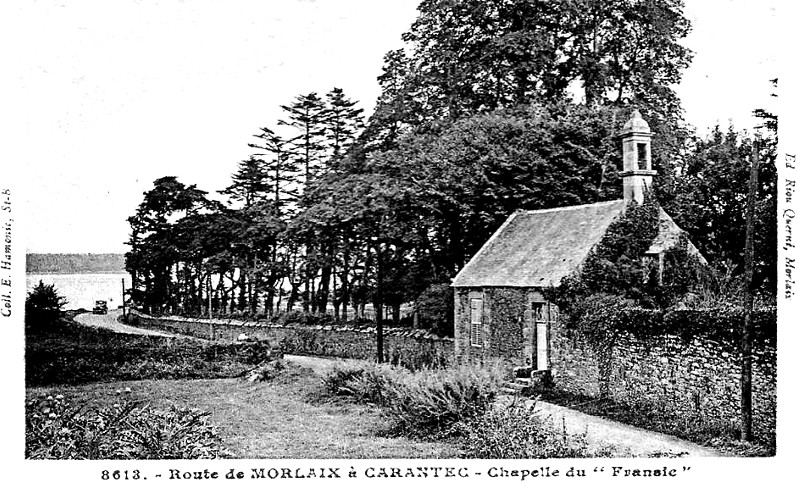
[73,309,179,337]
[502,396,722,457]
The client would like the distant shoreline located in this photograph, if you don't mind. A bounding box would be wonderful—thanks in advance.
[26,253,126,275]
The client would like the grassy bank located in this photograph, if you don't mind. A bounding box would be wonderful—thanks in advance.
[26,315,275,387]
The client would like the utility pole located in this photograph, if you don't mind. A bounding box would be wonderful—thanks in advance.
[375,238,384,364]
[208,273,213,319]
[121,278,126,318]
[741,139,759,441]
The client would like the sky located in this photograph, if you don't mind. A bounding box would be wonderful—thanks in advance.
[1,0,782,254]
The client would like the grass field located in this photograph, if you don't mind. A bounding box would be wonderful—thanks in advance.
[27,366,460,458]
[26,315,458,458]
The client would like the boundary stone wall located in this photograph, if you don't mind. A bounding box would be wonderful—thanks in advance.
[550,318,777,442]
[126,312,454,369]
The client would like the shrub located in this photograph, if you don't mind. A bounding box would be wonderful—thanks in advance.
[26,392,228,459]
[458,403,616,458]
[346,363,404,405]
[245,359,288,383]
[560,293,638,350]
[381,364,503,438]
[26,281,67,329]
[324,364,365,395]
[323,362,404,405]
[279,310,308,325]
[324,361,503,438]
[278,310,332,326]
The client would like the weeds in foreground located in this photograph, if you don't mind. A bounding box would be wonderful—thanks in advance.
[457,402,618,458]
[26,391,229,459]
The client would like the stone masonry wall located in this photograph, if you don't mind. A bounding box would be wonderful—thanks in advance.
[454,288,526,369]
[549,318,777,441]
[549,326,605,397]
[128,312,454,369]
[454,287,553,370]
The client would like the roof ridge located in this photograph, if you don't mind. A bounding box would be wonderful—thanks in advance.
[517,199,624,215]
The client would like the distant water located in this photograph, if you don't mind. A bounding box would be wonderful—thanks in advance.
[25,273,132,310]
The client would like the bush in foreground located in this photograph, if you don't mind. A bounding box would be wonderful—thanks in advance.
[26,392,227,459]
[324,361,503,438]
[323,361,404,405]
[383,365,503,438]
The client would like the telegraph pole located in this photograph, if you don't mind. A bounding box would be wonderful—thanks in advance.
[208,273,213,319]
[375,238,384,364]
[741,139,759,441]
[121,278,126,318]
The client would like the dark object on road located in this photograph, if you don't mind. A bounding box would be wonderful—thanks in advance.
[93,300,108,315]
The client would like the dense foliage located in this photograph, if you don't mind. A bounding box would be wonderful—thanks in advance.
[414,283,455,337]
[666,107,778,298]
[545,193,719,347]
[551,195,661,312]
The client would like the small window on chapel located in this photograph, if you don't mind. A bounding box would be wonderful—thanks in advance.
[470,298,483,347]
[637,143,649,169]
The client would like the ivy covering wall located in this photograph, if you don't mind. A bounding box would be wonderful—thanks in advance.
[545,193,709,347]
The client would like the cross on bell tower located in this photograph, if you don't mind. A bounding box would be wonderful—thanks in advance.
[619,110,656,204]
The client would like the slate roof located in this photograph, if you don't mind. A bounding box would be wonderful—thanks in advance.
[452,200,625,288]
[452,200,705,289]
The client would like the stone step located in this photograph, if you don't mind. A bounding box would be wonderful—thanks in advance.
[505,381,528,390]
[500,386,520,395]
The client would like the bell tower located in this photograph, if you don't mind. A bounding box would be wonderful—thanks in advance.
[619,110,656,204]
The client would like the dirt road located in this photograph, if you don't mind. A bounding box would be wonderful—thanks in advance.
[527,399,722,457]
[73,309,178,337]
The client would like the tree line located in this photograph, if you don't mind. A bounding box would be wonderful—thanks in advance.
[126,0,777,333]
